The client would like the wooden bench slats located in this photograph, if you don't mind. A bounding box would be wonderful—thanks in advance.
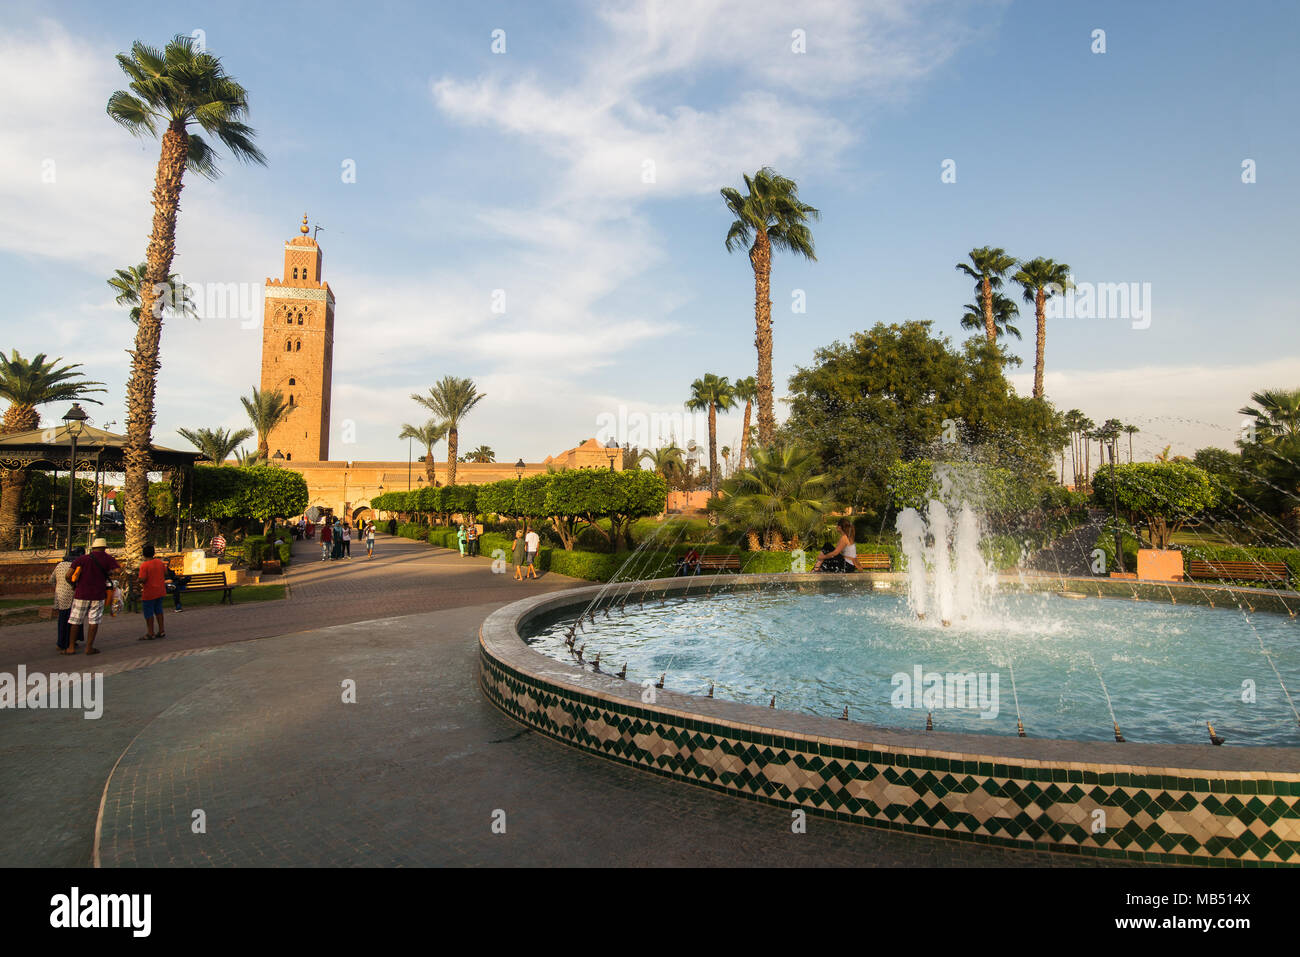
[1186,560,1288,583]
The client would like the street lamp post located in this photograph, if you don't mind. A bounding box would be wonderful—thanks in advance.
[514,459,525,481]
[1109,439,1125,575]
[604,438,619,471]
[62,404,88,556]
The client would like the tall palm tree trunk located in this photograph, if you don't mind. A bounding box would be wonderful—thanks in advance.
[1032,289,1047,398]
[739,399,753,468]
[122,124,188,566]
[708,404,719,500]
[750,232,775,446]
[0,405,39,548]
[425,443,436,485]
[981,276,996,344]
[1128,434,1134,463]
[446,428,458,485]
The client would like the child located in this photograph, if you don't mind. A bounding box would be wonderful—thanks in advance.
[137,544,168,640]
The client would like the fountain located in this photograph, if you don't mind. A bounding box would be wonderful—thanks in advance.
[895,500,996,626]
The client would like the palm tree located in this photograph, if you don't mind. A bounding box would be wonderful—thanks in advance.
[177,425,252,465]
[713,443,835,551]
[234,447,264,468]
[1238,388,1300,445]
[399,420,448,484]
[411,376,484,485]
[108,263,197,325]
[721,169,818,447]
[641,445,685,481]
[464,445,495,463]
[1122,423,1140,463]
[1011,257,1073,398]
[685,374,736,504]
[956,247,1018,345]
[0,352,106,548]
[959,292,1021,341]
[108,34,266,563]
[732,375,758,468]
[240,386,293,459]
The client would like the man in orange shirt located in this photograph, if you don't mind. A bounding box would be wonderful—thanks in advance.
[137,544,168,640]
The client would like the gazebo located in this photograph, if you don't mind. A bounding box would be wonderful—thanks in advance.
[0,421,203,551]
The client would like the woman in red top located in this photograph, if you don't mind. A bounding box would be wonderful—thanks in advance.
[137,543,168,640]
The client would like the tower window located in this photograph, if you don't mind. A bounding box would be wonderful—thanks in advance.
[295,340,302,351]
[289,394,294,405]
[285,339,292,352]
[292,267,298,279]
[286,453,291,461]
[298,314,304,325]
[289,377,296,385]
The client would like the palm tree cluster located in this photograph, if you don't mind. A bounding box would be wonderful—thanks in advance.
[712,444,835,551]
[1062,411,1141,489]
[955,247,1072,399]
[410,376,484,485]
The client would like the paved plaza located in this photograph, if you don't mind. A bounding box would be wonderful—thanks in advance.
[1,535,1109,867]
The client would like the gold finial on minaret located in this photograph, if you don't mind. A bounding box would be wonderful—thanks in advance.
[300,213,309,235]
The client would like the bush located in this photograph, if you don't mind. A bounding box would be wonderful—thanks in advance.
[1092,524,1142,575]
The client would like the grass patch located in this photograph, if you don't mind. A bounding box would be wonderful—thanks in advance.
[174,583,287,609]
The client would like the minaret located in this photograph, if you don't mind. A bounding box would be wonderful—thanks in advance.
[259,214,335,461]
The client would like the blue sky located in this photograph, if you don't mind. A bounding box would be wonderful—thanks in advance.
[1,0,1296,465]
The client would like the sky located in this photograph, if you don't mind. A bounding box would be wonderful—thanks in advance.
[1,0,1297,467]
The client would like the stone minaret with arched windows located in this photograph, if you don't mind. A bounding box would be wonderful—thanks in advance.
[259,214,335,461]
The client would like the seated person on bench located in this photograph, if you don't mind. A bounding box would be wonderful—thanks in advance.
[675,548,702,576]
[814,519,858,573]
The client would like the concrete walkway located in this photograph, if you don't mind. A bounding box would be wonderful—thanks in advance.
[1,535,1108,867]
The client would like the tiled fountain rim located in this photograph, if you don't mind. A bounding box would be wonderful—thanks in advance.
[480,573,1300,776]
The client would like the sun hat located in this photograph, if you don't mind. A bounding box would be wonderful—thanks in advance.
[91,537,108,549]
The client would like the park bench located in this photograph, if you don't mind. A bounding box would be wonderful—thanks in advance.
[853,553,891,571]
[697,554,741,573]
[1186,559,1289,586]
[178,571,238,604]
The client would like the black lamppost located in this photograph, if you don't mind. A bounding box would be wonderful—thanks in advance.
[604,438,619,471]
[62,404,88,554]
[272,450,284,463]
[514,458,525,480]
[1109,439,1125,574]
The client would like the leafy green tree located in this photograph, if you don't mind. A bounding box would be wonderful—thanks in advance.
[956,247,1017,345]
[108,33,266,565]
[1011,257,1073,398]
[685,373,735,504]
[0,351,105,548]
[711,443,834,551]
[177,425,253,465]
[783,321,1062,520]
[721,168,818,446]
[1090,461,1217,549]
[1236,389,1300,537]
[411,376,484,485]
[544,469,666,551]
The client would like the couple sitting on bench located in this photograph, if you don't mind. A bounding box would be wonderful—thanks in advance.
[674,548,702,576]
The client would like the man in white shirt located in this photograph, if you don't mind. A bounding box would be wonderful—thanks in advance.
[524,528,540,579]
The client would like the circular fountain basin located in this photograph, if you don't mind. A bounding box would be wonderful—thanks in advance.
[524,583,1300,746]
[479,575,1300,866]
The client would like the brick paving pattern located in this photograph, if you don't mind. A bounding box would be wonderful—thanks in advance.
[2,535,1113,866]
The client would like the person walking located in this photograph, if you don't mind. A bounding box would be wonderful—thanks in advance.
[365,521,376,558]
[457,523,467,557]
[66,538,120,656]
[511,529,526,582]
[467,522,479,558]
[341,522,352,559]
[524,527,540,579]
[332,522,346,561]
[50,546,84,654]
[321,521,332,562]
[137,543,168,641]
